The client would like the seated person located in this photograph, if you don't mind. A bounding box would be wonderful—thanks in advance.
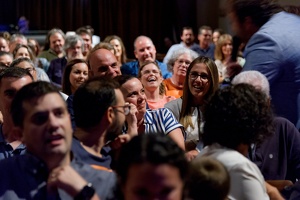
[197,84,274,199]
[186,157,230,200]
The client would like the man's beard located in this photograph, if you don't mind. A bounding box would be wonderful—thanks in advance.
[105,117,124,143]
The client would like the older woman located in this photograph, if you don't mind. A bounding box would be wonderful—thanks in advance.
[62,59,89,95]
[214,34,245,83]
[163,48,198,98]
[138,61,175,109]
[165,56,219,154]
[103,35,127,66]
[115,75,185,150]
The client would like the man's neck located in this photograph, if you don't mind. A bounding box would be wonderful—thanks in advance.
[45,152,71,172]
[200,42,209,50]
[74,127,105,157]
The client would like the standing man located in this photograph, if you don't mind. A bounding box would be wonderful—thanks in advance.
[191,25,215,59]
[0,81,115,199]
[38,28,65,62]
[0,67,33,159]
[121,35,171,79]
[227,0,300,129]
[163,27,199,64]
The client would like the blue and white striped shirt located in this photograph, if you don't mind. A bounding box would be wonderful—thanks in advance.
[144,108,185,137]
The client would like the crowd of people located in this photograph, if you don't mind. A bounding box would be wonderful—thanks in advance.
[0,0,300,199]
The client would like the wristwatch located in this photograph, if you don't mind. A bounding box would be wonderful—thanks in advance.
[74,183,95,200]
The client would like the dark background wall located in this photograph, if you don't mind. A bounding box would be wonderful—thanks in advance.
[2,0,221,58]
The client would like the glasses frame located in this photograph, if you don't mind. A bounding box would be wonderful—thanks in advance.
[112,104,130,115]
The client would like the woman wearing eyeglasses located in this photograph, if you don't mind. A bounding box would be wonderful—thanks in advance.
[114,75,185,150]
[165,56,219,159]
[163,48,198,98]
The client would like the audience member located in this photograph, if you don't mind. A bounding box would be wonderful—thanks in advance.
[191,25,215,59]
[232,71,300,183]
[76,26,93,58]
[72,77,137,169]
[137,61,175,109]
[0,67,33,160]
[103,35,128,66]
[121,35,171,79]
[27,38,50,71]
[165,56,219,154]
[0,37,9,52]
[0,81,116,199]
[38,28,65,62]
[198,84,274,199]
[114,134,188,200]
[164,48,198,98]
[212,28,224,45]
[115,75,185,150]
[12,46,50,82]
[163,26,199,64]
[47,34,84,88]
[227,0,300,130]
[87,46,121,78]
[0,51,13,67]
[62,59,88,95]
[214,34,245,83]
[8,34,27,53]
[186,157,230,200]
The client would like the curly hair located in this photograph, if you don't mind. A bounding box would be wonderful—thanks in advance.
[203,84,274,149]
[227,0,282,28]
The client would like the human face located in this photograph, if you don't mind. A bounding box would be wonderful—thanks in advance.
[0,76,33,121]
[140,63,162,92]
[0,38,9,52]
[110,39,122,58]
[69,63,89,93]
[21,93,72,162]
[212,31,221,45]
[80,33,92,54]
[49,33,65,55]
[120,78,146,116]
[134,37,156,65]
[0,55,12,67]
[181,29,194,46]
[15,47,30,59]
[173,53,192,77]
[188,63,211,103]
[123,163,183,200]
[198,29,212,48]
[106,89,127,141]
[66,41,83,60]
[9,38,27,53]
[221,40,233,57]
[16,61,37,81]
[89,49,121,78]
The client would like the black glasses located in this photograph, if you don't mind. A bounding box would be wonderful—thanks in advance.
[189,72,210,82]
[112,104,130,115]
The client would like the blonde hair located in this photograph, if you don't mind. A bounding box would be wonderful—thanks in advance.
[214,34,232,61]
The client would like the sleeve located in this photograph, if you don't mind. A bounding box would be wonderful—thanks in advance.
[243,32,284,85]
[160,108,184,135]
[229,162,269,200]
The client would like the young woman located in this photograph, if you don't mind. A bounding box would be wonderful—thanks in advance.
[62,59,89,95]
[138,61,175,109]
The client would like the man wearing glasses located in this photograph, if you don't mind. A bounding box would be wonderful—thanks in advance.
[71,77,137,170]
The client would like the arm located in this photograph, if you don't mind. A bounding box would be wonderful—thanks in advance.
[168,127,185,150]
[243,32,283,85]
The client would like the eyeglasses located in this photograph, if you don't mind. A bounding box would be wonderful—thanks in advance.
[112,104,130,115]
[189,72,210,82]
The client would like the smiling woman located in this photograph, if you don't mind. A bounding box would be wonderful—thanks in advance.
[62,59,89,95]
[138,61,175,109]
